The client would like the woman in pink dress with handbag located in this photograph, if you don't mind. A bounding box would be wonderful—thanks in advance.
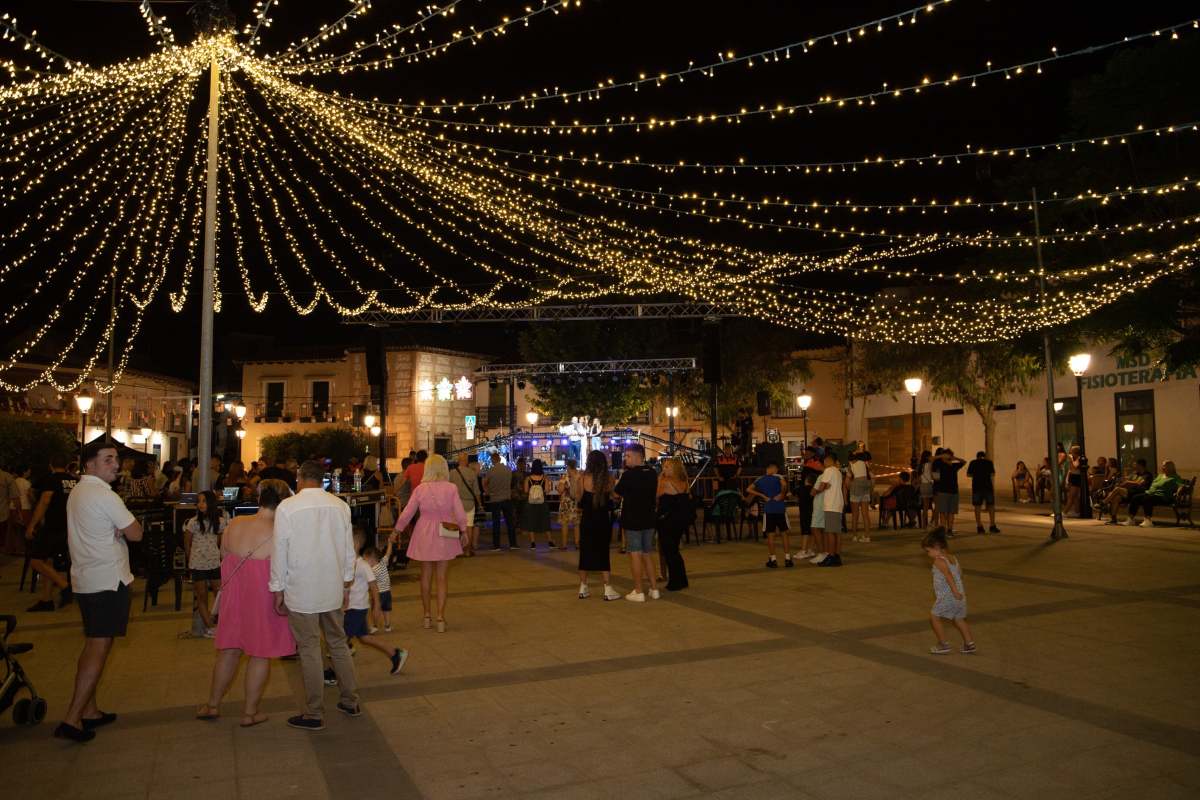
[396,454,469,633]
[196,479,296,727]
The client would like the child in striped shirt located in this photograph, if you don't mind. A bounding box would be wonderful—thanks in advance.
[369,534,395,633]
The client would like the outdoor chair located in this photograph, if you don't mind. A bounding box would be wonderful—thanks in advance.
[1173,477,1196,528]
[703,490,745,543]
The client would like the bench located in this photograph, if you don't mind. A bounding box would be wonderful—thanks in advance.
[1173,477,1196,528]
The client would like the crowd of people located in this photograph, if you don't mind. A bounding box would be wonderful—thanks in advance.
[8,429,1193,744]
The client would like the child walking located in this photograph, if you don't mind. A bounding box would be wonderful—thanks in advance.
[368,535,396,633]
[922,527,976,654]
[345,545,409,675]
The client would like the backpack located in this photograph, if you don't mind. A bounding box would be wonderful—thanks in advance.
[527,479,545,505]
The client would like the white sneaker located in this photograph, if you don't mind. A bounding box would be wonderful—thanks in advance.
[603,585,621,601]
[625,591,646,603]
[794,550,811,560]
[202,628,216,639]
[648,589,661,600]
[1121,517,1139,526]
[809,552,828,565]
[369,626,379,635]
[578,583,590,599]
[1139,519,1155,528]
[384,624,392,632]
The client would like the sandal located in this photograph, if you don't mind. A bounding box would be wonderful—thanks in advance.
[196,705,220,721]
[436,618,446,633]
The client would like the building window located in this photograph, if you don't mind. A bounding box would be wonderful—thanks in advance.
[265,382,284,419]
[1115,390,1155,472]
[867,412,932,468]
[311,381,330,420]
[1054,397,1081,451]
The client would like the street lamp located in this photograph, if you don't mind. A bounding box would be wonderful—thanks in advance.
[1068,352,1091,454]
[1053,401,1064,413]
[75,389,94,467]
[525,411,538,427]
[665,406,679,451]
[797,392,812,450]
[234,403,246,420]
[363,412,376,429]
[904,378,923,465]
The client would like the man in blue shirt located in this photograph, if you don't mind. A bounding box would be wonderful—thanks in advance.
[747,461,792,568]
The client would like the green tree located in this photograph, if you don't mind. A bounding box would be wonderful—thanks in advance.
[517,322,656,424]
[855,341,1045,458]
[0,418,76,476]
[259,427,367,466]
[674,320,810,435]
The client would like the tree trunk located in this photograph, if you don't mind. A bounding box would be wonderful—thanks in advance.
[978,405,996,458]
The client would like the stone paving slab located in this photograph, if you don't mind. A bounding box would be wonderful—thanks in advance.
[1,501,1199,798]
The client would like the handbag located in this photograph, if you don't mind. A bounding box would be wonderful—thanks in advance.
[438,522,462,539]
[210,537,271,621]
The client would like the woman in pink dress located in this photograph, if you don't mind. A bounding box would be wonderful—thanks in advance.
[196,479,296,727]
[396,454,469,633]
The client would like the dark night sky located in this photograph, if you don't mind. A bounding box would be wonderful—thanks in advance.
[3,0,1198,388]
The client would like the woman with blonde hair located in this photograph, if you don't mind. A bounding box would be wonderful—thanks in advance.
[656,458,692,591]
[396,454,469,632]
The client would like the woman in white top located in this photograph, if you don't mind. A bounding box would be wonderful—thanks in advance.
[185,490,229,636]
[848,451,873,542]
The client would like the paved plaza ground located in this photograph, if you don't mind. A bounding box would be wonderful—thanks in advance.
[2,500,1199,799]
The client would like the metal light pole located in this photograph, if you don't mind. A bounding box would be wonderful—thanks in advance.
[797,392,812,450]
[75,389,93,468]
[1034,188,1067,541]
[667,374,676,454]
[195,50,220,491]
[1069,353,1091,455]
[904,378,923,466]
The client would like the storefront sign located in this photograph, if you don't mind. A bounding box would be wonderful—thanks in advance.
[1081,354,1198,390]
[465,415,476,440]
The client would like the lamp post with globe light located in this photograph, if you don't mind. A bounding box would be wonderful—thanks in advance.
[75,389,94,467]
[1068,353,1091,455]
[797,393,812,450]
[904,378,923,466]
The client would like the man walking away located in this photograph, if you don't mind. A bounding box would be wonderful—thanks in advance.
[613,444,660,601]
[25,453,77,611]
[484,452,516,550]
[933,449,966,535]
[56,440,143,743]
[271,460,360,731]
[967,451,1000,534]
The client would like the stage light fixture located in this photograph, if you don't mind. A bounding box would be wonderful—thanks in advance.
[517,379,527,390]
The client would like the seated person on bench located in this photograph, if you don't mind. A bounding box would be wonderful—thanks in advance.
[1122,460,1183,528]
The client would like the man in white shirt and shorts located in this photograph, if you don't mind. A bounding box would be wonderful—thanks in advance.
[56,440,143,743]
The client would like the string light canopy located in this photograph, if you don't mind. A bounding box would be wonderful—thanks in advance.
[0,5,1196,393]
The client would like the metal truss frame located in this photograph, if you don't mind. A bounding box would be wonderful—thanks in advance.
[345,302,728,326]
[477,358,695,378]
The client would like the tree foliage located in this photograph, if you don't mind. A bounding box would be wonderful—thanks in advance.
[258,427,367,467]
[0,418,77,477]
[854,340,1045,457]
[674,320,810,433]
[517,322,659,424]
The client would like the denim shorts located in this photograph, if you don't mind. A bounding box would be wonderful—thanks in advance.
[625,528,656,553]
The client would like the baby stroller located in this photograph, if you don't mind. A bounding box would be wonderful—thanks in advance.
[1,615,47,726]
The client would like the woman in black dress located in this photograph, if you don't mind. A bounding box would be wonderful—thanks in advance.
[656,458,691,591]
[578,450,621,601]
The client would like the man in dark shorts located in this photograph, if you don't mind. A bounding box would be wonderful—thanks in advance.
[24,452,77,611]
[967,451,1000,534]
[747,461,792,568]
[613,444,660,602]
[933,449,966,535]
[57,440,143,743]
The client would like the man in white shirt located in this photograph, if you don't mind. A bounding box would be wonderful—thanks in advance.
[56,440,143,743]
[813,453,846,568]
[270,460,359,731]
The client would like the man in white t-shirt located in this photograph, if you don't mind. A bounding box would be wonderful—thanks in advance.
[56,440,143,743]
[812,453,846,568]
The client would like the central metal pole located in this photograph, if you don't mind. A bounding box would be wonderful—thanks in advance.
[911,394,918,468]
[666,374,676,455]
[1034,188,1067,541]
[1075,374,1086,455]
[196,54,220,491]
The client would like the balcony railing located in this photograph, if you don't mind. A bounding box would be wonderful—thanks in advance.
[242,394,367,424]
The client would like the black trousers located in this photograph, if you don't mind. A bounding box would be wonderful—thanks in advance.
[1127,492,1168,518]
[797,493,813,536]
[490,500,516,547]
[659,523,688,589]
